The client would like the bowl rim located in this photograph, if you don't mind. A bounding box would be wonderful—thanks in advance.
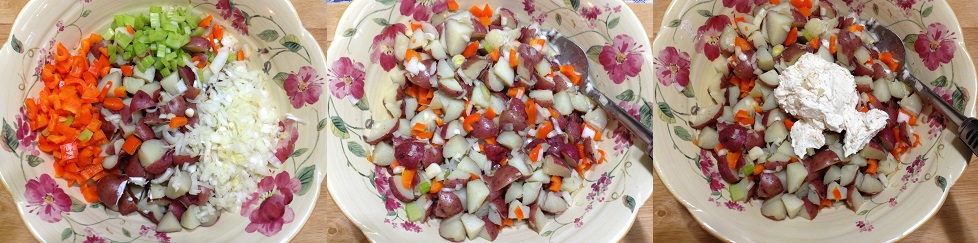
[324,0,654,241]
[651,0,978,241]
[0,0,329,241]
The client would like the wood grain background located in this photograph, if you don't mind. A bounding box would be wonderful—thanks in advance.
[323,2,654,243]
[652,0,978,241]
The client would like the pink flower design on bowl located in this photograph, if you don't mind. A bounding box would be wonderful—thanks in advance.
[273,119,299,165]
[400,0,449,22]
[285,66,324,109]
[328,57,366,102]
[914,22,956,71]
[654,46,690,89]
[370,23,407,72]
[599,35,644,84]
[722,0,766,13]
[24,174,71,223]
[241,171,302,237]
[695,16,731,61]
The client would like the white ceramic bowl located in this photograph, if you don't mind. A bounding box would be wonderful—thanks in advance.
[0,0,328,242]
[326,0,653,241]
[653,0,976,241]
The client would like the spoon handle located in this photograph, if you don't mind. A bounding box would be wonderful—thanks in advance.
[903,74,978,157]
[902,74,967,127]
[580,78,653,155]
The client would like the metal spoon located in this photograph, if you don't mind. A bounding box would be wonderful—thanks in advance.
[545,32,653,156]
[868,24,978,157]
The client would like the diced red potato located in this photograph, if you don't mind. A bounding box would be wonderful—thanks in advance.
[394,141,425,170]
[804,149,841,172]
[96,174,129,208]
[858,141,887,160]
[172,155,199,166]
[469,116,499,139]
[363,119,400,145]
[439,215,466,242]
[487,165,522,191]
[182,36,211,53]
[689,105,724,129]
[124,155,151,179]
[479,216,499,241]
[757,173,785,198]
[435,191,464,218]
[389,175,419,202]
[714,151,743,183]
[527,204,548,233]
[760,194,786,221]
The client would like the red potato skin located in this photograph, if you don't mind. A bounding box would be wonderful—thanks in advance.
[443,179,468,190]
[117,192,138,216]
[689,105,724,130]
[527,204,544,233]
[388,175,419,202]
[483,143,509,162]
[488,165,522,191]
[394,141,425,170]
[469,116,499,139]
[713,150,743,183]
[804,149,841,172]
[756,173,785,198]
[144,150,174,175]
[845,184,859,211]
[481,216,500,240]
[167,199,187,221]
[802,196,820,220]
[123,155,153,180]
[434,191,463,218]
[363,120,400,145]
[96,174,129,208]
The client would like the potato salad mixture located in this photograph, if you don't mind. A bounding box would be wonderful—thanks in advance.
[363,4,611,241]
[687,0,928,220]
[23,6,290,233]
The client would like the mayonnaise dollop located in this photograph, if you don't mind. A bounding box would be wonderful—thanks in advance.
[774,53,888,158]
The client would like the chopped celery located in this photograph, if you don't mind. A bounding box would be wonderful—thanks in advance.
[103,29,115,41]
[78,129,94,142]
[64,116,74,126]
[150,6,163,13]
[150,12,161,29]
[115,34,132,48]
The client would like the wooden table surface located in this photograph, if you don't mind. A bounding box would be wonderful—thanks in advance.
[323,2,654,243]
[653,0,978,242]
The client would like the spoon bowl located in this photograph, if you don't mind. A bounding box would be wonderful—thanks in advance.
[868,24,978,157]
[545,32,653,156]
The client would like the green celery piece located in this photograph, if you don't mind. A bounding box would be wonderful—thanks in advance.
[107,45,118,61]
[159,65,171,77]
[64,116,74,126]
[150,6,163,13]
[115,34,132,48]
[418,181,431,194]
[156,45,166,58]
[113,14,126,28]
[103,29,115,41]
[77,129,94,142]
[133,42,148,56]
[123,14,136,28]
[150,12,161,29]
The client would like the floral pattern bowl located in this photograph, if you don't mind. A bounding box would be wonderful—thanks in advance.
[326,0,653,241]
[0,0,328,242]
[652,0,977,241]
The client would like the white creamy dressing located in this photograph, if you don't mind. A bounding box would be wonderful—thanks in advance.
[774,53,888,158]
